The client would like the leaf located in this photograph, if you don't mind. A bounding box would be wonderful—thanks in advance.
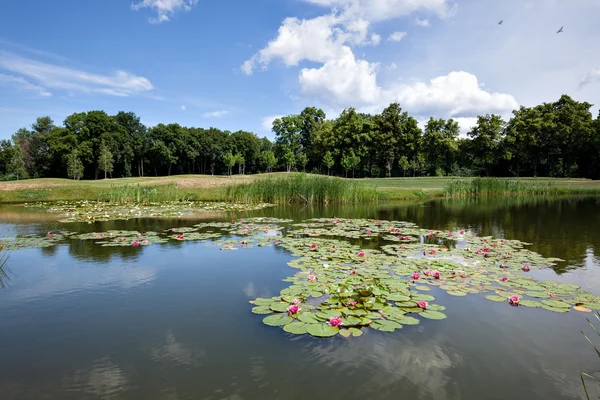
[485,295,507,302]
[316,310,342,319]
[519,300,541,308]
[270,303,290,313]
[306,323,339,338]
[411,294,436,301]
[252,306,273,315]
[372,320,402,332]
[386,293,411,302]
[298,313,319,324]
[574,306,592,313]
[393,315,420,325]
[339,329,352,338]
[283,322,308,335]
[349,327,363,337]
[341,316,362,326]
[540,304,569,313]
[526,291,550,299]
[263,314,293,326]
[541,300,570,309]
[446,290,468,297]
[420,310,447,320]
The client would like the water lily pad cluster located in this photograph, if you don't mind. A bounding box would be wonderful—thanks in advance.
[24,200,273,223]
[72,230,167,247]
[0,231,73,250]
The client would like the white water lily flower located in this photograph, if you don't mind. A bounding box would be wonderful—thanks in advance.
[323,263,329,268]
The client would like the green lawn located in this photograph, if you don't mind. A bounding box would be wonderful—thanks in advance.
[0,174,598,203]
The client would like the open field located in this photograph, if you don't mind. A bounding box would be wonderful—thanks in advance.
[0,174,598,203]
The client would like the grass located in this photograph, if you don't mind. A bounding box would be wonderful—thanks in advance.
[581,311,600,400]
[98,183,194,203]
[225,173,378,204]
[443,178,569,197]
[0,174,598,204]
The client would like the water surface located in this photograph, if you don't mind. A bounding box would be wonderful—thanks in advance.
[0,197,598,400]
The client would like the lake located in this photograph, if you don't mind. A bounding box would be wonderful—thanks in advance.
[0,197,599,400]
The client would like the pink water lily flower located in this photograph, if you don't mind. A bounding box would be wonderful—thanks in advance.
[475,249,483,254]
[311,243,317,249]
[293,298,301,305]
[142,240,149,245]
[427,233,434,238]
[311,231,317,235]
[48,232,54,238]
[232,219,236,223]
[328,317,342,327]
[460,273,467,278]
[522,265,531,272]
[424,270,432,276]
[448,232,453,237]
[451,270,457,275]
[483,238,488,243]
[429,250,437,255]
[176,235,184,240]
[241,240,248,245]
[412,272,421,280]
[358,252,365,257]
[96,234,103,239]
[121,237,127,241]
[460,230,465,235]
[483,248,491,253]
[366,231,372,236]
[132,241,140,247]
[288,305,300,314]
[501,277,508,282]
[509,296,520,306]
[308,275,317,282]
[351,270,358,275]
[348,301,357,306]
[375,221,381,226]
[432,270,440,279]
[417,301,428,309]
[492,243,498,247]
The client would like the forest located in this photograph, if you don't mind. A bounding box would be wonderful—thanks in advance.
[2,94,599,180]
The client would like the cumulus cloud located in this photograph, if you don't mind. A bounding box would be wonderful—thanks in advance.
[202,110,229,118]
[132,0,198,24]
[0,73,52,97]
[0,52,153,97]
[261,115,285,131]
[416,18,431,27]
[388,31,407,42]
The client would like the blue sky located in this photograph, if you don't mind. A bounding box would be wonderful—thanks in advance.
[1,0,599,140]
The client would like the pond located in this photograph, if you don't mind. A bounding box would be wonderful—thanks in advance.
[0,197,599,400]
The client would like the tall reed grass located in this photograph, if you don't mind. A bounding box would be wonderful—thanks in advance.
[98,184,193,203]
[225,173,379,204]
[444,178,569,198]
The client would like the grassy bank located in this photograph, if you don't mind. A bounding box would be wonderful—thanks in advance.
[444,177,600,198]
[225,173,378,204]
[0,174,598,204]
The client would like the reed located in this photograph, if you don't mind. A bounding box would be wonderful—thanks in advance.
[98,183,193,203]
[443,178,569,198]
[581,311,600,400]
[225,173,379,204]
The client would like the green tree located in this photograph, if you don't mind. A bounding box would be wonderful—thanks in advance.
[283,150,295,172]
[323,151,334,175]
[341,153,352,177]
[349,151,360,178]
[66,150,84,180]
[260,150,277,173]
[468,114,505,176]
[223,151,236,177]
[8,142,28,180]
[98,141,114,179]
[297,153,308,172]
[398,155,409,177]
[235,153,245,175]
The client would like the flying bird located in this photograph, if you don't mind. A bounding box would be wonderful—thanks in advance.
[498,20,503,25]
[556,26,564,34]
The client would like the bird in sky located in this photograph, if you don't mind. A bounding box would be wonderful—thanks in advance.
[498,20,503,25]
[557,26,564,34]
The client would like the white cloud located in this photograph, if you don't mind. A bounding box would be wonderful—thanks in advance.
[202,110,229,118]
[416,18,431,27]
[387,71,518,116]
[388,62,398,71]
[0,73,52,97]
[299,47,380,107]
[180,105,186,111]
[580,67,600,88]
[261,115,284,131]
[302,0,455,21]
[370,33,381,46]
[132,0,198,24]
[387,31,407,42]
[0,52,153,97]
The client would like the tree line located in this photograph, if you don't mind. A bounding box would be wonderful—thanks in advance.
[2,94,599,180]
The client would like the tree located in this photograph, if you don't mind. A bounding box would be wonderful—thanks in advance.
[8,142,28,180]
[323,151,334,175]
[349,151,360,178]
[297,153,308,172]
[341,154,352,177]
[235,153,245,175]
[468,114,505,176]
[66,150,84,180]
[98,141,114,179]
[283,150,295,172]
[398,156,410,177]
[260,150,277,173]
[223,151,236,177]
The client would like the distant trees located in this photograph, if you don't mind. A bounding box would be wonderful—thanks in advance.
[1,94,599,180]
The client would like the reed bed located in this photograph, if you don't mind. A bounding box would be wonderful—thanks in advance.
[444,178,569,198]
[225,173,379,204]
[98,184,193,203]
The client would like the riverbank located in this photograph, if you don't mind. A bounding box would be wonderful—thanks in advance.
[0,174,598,203]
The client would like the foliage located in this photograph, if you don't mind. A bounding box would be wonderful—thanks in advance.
[225,173,378,204]
[98,141,114,179]
[443,178,568,197]
[323,151,334,175]
[66,150,84,180]
[260,150,277,173]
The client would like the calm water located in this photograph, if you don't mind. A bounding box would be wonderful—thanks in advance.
[0,197,599,400]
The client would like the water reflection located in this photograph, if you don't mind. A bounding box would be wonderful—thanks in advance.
[64,358,129,399]
[148,330,206,367]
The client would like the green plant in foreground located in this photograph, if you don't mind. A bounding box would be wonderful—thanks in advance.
[581,311,600,400]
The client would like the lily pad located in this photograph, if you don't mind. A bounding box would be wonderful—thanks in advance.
[306,323,339,338]
[283,322,308,334]
[263,314,293,326]
[420,310,447,320]
[485,295,507,302]
[518,300,541,308]
[541,300,570,309]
